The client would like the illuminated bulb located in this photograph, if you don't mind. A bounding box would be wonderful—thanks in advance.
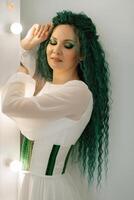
[9,160,22,172]
[10,23,22,34]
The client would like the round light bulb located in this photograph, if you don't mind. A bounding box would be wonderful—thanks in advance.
[10,23,22,34]
[9,160,22,172]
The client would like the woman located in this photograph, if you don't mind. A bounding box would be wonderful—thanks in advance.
[2,10,110,200]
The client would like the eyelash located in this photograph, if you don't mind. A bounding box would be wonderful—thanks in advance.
[48,39,74,49]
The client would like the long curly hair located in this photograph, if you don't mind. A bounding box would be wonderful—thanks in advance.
[22,10,111,187]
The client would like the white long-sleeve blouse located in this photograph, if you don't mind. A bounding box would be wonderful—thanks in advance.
[1,72,93,142]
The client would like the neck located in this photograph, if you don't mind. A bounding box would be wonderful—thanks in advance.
[52,70,80,84]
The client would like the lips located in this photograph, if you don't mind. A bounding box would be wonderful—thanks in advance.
[51,57,62,62]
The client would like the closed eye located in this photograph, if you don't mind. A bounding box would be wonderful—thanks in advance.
[48,38,57,45]
[48,38,75,49]
[64,43,74,49]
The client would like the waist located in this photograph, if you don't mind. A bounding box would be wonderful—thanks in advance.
[22,170,70,179]
[29,144,74,176]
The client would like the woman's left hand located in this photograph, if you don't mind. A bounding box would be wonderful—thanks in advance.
[17,65,29,74]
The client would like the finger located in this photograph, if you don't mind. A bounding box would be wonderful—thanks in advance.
[25,24,38,38]
[33,24,41,36]
[40,23,53,38]
[39,25,50,37]
[37,25,47,38]
[37,24,50,38]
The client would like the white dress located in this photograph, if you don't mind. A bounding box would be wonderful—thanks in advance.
[1,72,93,200]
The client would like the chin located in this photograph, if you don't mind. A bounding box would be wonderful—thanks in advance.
[48,62,63,70]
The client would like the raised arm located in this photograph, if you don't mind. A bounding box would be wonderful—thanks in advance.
[20,23,53,76]
[1,73,93,121]
[21,23,52,50]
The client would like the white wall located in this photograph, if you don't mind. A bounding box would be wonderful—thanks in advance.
[21,0,134,200]
[0,1,20,200]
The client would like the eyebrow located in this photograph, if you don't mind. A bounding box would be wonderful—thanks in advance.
[51,36,76,43]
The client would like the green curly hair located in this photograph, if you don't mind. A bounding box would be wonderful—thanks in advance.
[21,10,111,187]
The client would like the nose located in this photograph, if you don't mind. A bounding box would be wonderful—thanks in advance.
[52,44,62,55]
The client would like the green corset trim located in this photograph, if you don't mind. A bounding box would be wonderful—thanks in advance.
[20,134,33,171]
[20,134,73,175]
[46,144,73,175]
[45,145,60,175]
[62,145,73,174]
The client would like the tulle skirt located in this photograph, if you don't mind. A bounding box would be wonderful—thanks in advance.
[18,165,90,200]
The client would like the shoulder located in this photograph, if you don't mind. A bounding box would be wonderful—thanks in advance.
[65,80,92,97]
[64,80,93,119]
[64,80,89,89]
[63,80,93,107]
[44,80,93,106]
